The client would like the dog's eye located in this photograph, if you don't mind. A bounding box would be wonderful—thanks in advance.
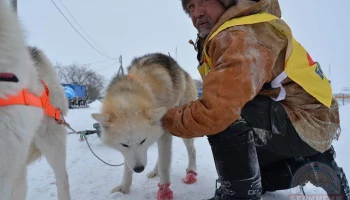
[121,143,129,148]
[140,139,146,145]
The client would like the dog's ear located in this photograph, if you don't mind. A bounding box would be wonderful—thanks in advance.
[91,113,110,125]
[147,107,167,122]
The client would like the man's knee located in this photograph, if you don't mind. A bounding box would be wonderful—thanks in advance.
[240,96,273,132]
[207,118,253,146]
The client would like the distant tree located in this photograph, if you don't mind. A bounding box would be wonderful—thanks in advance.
[56,63,106,101]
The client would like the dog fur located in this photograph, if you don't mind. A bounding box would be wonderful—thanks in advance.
[91,53,198,198]
[0,1,70,199]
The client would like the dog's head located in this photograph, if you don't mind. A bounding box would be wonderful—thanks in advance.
[91,106,167,173]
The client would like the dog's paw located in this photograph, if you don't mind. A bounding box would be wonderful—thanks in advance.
[157,183,173,200]
[182,170,198,184]
[110,184,130,194]
[147,171,158,178]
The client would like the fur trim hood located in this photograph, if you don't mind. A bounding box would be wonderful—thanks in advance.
[181,0,281,19]
[181,0,237,14]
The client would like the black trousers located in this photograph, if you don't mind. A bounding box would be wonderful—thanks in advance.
[240,95,318,168]
[206,96,320,199]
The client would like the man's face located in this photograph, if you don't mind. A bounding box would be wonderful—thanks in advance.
[186,0,226,38]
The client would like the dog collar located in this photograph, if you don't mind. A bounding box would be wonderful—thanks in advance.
[127,74,141,83]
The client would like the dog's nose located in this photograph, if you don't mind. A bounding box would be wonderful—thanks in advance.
[133,166,144,173]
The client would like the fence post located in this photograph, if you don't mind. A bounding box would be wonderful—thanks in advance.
[343,93,345,106]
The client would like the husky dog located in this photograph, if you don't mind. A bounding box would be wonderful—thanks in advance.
[91,53,198,200]
[23,47,71,200]
[0,1,70,199]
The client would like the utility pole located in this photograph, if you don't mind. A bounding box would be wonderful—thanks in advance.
[117,55,124,75]
[10,0,17,14]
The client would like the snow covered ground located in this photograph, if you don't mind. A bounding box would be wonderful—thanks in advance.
[26,101,350,200]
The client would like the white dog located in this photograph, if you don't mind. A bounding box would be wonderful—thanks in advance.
[0,1,70,199]
[92,53,198,200]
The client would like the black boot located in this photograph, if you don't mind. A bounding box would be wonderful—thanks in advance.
[260,156,315,196]
[260,160,294,194]
[302,146,350,200]
[207,121,262,200]
[260,146,350,199]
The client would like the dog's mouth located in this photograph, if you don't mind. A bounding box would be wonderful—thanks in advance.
[0,72,19,82]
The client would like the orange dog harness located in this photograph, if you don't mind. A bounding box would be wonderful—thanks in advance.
[0,73,62,123]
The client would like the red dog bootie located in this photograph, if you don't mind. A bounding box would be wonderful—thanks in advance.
[182,170,198,184]
[157,183,174,200]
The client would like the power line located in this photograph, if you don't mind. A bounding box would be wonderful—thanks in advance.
[99,62,118,72]
[56,0,108,56]
[49,0,116,60]
[79,59,116,67]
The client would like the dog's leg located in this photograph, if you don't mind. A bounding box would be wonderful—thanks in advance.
[111,160,133,194]
[156,131,173,200]
[147,160,158,178]
[0,176,13,200]
[182,138,198,184]
[34,127,71,200]
[0,132,31,200]
[0,153,16,200]
[11,167,27,200]
[43,150,71,200]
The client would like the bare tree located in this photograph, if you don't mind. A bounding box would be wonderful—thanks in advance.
[56,63,106,101]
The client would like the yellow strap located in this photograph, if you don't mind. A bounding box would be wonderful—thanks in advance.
[203,13,283,66]
[207,13,279,42]
[201,12,332,108]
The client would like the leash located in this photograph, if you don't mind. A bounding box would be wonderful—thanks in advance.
[61,117,124,167]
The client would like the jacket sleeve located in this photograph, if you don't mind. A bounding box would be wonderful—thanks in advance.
[162,30,276,138]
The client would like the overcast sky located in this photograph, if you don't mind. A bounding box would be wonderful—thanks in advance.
[17,0,349,93]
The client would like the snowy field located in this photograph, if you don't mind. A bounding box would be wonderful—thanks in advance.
[26,101,350,200]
